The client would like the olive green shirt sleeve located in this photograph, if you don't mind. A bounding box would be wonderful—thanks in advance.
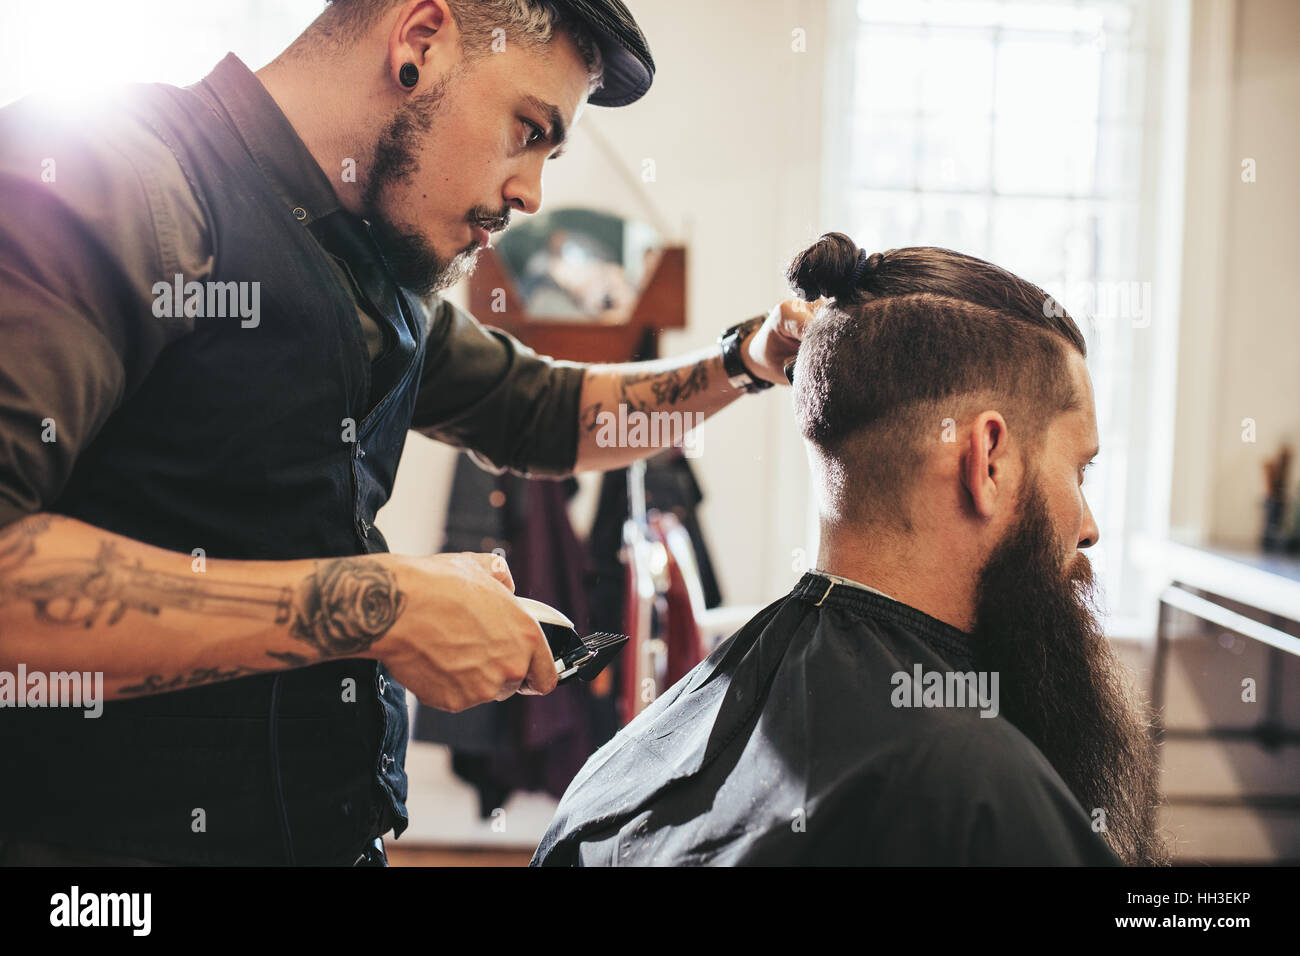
[410,296,587,480]
[0,95,210,529]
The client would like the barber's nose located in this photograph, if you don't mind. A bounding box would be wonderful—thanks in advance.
[506,170,543,216]
[1078,496,1100,549]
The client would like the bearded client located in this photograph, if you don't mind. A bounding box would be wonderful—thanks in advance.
[533,235,1170,867]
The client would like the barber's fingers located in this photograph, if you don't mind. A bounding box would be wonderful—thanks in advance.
[468,551,515,593]
[517,632,560,696]
[771,298,824,342]
[499,622,558,698]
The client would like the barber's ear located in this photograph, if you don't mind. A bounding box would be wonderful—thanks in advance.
[388,0,452,79]
[961,412,1010,520]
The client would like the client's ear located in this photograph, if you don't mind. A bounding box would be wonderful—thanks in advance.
[961,411,1011,520]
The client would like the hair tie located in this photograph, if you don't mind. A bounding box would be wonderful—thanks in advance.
[848,248,870,289]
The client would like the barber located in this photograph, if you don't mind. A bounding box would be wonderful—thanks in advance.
[0,0,814,865]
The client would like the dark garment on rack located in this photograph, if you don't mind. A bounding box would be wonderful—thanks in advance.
[646,450,722,610]
[587,450,722,627]
[413,454,594,814]
[532,571,1122,867]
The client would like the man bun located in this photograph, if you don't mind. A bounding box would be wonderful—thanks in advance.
[785,231,881,302]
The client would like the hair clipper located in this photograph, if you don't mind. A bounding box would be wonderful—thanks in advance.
[516,596,629,685]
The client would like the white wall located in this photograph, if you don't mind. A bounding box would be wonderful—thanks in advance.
[381,0,831,608]
[1170,0,1300,547]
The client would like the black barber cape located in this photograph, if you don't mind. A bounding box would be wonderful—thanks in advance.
[532,571,1121,866]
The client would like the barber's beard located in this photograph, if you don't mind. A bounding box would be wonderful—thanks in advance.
[972,479,1169,865]
[361,74,481,297]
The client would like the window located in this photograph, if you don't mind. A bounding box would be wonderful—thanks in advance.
[0,0,322,107]
[822,0,1190,636]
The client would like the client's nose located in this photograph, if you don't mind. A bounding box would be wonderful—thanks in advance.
[1078,497,1100,549]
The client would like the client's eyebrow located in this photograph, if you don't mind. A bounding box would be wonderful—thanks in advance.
[523,94,568,159]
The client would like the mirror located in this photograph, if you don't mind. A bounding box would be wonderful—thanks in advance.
[493,208,663,321]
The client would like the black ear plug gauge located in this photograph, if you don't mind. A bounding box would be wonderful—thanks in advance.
[784,359,796,384]
[516,597,629,685]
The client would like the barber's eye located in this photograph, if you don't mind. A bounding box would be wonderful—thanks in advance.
[522,119,545,147]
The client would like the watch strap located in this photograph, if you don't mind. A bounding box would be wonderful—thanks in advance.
[719,315,773,393]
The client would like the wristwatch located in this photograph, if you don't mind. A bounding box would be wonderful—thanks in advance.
[719,315,773,393]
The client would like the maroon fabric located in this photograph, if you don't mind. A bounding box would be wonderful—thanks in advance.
[661,550,702,687]
[619,512,705,725]
[619,539,642,727]
[650,512,704,687]
[499,478,594,797]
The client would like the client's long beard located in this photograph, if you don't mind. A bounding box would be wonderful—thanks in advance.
[972,480,1170,865]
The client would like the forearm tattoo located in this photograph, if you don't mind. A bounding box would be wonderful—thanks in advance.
[120,665,273,696]
[581,360,711,434]
[0,515,406,693]
[287,557,406,657]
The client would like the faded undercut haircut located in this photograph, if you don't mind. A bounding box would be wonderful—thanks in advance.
[298,0,605,95]
[789,232,1089,535]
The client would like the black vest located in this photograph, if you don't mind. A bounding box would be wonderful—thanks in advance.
[0,78,423,864]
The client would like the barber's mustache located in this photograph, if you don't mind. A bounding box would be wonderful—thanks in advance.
[470,209,511,233]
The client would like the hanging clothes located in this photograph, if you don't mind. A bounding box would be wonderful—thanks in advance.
[414,445,726,814]
[412,454,594,816]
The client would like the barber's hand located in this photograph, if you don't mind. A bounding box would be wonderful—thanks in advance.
[367,552,557,713]
[743,297,828,386]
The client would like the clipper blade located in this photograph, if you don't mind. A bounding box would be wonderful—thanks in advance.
[558,631,630,684]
